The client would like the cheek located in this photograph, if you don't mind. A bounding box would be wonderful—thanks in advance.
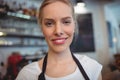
[41,26,47,37]
[42,30,49,37]
[41,27,52,39]
[66,25,75,36]
[66,29,74,36]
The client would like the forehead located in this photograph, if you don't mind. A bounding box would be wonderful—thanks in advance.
[42,1,73,19]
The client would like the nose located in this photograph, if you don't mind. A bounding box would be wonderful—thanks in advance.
[54,23,63,36]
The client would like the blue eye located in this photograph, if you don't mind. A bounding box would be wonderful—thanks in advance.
[62,20,71,25]
[45,21,54,27]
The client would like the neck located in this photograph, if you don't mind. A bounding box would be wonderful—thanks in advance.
[47,49,73,64]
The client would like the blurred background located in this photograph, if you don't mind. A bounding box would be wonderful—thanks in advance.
[0,0,120,80]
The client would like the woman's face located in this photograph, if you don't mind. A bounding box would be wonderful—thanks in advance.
[41,1,75,53]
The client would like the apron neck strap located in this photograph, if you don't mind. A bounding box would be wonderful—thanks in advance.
[71,53,90,80]
[42,54,48,73]
[38,54,48,80]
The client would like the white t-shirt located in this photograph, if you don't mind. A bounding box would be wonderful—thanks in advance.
[16,55,102,80]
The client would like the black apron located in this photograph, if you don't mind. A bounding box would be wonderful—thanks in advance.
[38,53,90,80]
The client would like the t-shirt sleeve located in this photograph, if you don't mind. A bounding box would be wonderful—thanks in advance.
[87,58,102,80]
[16,68,30,80]
[78,55,102,80]
[16,62,41,80]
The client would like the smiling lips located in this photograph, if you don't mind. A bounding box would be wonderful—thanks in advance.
[52,38,67,45]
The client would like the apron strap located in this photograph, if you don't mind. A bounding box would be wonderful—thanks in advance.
[38,53,90,80]
[42,54,48,73]
[38,54,48,80]
[71,53,90,80]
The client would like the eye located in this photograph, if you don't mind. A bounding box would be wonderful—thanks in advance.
[44,21,54,27]
[62,20,71,25]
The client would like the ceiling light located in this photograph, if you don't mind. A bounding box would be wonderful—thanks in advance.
[77,3,85,7]
[76,0,85,7]
[74,0,87,14]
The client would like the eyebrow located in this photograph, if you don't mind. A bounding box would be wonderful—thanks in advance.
[44,18,54,21]
[43,16,72,21]
[62,17,71,20]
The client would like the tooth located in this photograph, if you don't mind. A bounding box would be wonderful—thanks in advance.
[56,40,63,42]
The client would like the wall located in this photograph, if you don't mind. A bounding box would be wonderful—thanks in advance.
[84,0,120,74]
[104,3,118,62]
[105,1,120,54]
[82,0,110,74]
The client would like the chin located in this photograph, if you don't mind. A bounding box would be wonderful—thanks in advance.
[49,46,69,53]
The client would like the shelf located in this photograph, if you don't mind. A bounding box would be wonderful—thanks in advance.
[1,33,45,39]
[9,12,36,20]
[0,33,46,47]
[0,11,37,21]
[0,45,47,47]
[0,12,46,47]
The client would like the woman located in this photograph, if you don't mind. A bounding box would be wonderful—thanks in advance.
[16,0,102,80]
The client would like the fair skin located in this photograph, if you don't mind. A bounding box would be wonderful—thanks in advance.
[39,1,102,80]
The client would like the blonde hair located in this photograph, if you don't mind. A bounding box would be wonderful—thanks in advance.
[38,0,75,24]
